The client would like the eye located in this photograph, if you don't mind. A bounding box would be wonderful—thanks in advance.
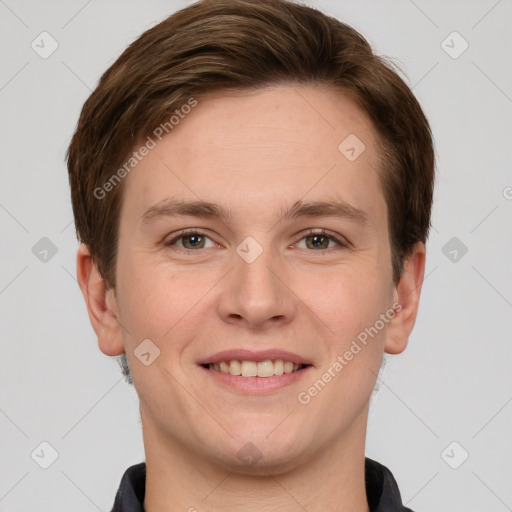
[295,229,349,251]
[165,229,217,251]
[165,228,350,253]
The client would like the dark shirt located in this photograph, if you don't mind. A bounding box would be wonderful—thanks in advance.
[110,457,414,511]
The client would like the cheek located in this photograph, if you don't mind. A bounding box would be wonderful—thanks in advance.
[308,261,390,334]
[114,252,178,362]
[116,256,221,358]
[306,263,391,394]
[114,268,193,405]
[294,276,390,443]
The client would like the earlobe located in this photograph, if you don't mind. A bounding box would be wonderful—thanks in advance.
[76,243,125,357]
[384,242,426,355]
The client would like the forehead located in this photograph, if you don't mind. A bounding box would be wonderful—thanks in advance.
[121,84,386,229]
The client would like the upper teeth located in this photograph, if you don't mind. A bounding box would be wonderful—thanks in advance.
[208,360,304,377]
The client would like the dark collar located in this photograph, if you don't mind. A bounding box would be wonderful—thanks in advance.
[110,457,413,511]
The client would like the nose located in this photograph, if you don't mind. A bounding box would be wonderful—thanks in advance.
[216,241,296,331]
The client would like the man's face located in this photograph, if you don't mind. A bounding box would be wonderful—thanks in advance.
[110,85,400,471]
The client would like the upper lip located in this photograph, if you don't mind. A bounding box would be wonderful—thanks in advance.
[197,349,312,366]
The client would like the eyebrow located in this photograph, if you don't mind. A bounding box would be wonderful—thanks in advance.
[140,198,369,226]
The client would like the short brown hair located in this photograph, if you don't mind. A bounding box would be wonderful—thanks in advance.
[67,0,435,289]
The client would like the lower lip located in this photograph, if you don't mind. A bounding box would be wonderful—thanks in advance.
[198,365,312,394]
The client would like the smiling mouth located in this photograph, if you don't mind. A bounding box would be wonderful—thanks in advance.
[201,359,310,378]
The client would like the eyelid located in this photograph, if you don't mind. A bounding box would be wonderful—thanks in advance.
[165,228,218,248]
[297,228,351,249]
[165,228,351,250]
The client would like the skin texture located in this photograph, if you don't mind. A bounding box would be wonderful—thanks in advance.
[77,84,426,511]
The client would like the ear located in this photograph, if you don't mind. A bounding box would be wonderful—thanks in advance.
[76,243,125,356]
[385,242,426,355]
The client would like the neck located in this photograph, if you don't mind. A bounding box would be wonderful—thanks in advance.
[142,408,370,512]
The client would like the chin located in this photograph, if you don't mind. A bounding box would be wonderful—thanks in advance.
[205,427,313,475]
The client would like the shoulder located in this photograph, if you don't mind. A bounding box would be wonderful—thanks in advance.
[365,457,415,512]
[110,462,146,512]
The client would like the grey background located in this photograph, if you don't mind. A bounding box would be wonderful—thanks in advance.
[1,0,511,510]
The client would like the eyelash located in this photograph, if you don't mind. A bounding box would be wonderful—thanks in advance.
[165,228,350,253]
